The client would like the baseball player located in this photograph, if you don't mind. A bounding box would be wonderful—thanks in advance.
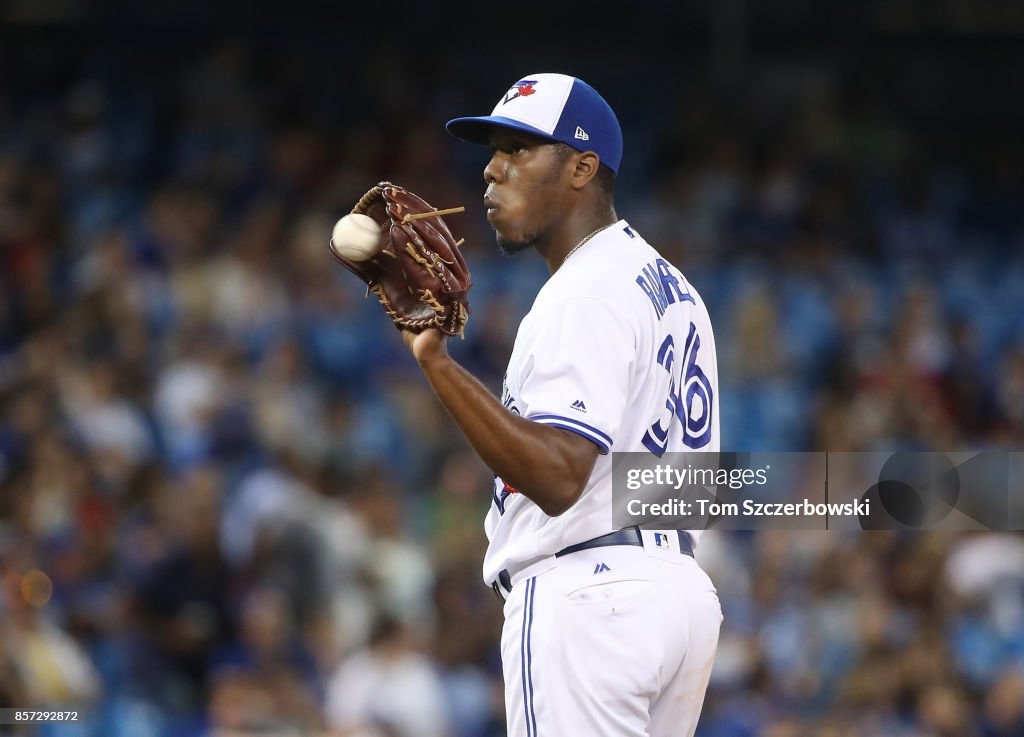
[402,73,722,737]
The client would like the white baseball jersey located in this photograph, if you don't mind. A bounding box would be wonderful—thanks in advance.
[483,220,719,585]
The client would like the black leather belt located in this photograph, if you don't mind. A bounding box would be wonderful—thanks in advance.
[491,529,694,601]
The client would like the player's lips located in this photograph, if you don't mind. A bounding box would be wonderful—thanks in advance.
[483,194,499,219]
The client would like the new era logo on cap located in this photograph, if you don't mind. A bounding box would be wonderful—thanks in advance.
[446,72,624,173]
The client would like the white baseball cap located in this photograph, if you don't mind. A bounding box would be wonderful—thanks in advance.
[446,73,623,173]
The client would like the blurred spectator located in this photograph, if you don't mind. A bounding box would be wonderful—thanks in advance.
[1,605,100,708]
[129,466,231,712]
[324,616,450,737]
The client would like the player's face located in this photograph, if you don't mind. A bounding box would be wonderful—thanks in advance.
[483,129,573,255]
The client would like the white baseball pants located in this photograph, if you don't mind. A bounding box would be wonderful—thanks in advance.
[500,532,722,737]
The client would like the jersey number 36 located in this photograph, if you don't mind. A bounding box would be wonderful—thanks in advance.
[642,322,714,456]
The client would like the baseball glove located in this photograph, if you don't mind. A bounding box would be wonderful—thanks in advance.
[330,181,471,337]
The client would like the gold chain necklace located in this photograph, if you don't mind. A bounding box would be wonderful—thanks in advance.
[559,223,615,268]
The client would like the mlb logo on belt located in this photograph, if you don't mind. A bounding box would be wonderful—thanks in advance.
[654,533,671,549]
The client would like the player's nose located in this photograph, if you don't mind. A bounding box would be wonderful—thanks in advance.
[483,152,505,185]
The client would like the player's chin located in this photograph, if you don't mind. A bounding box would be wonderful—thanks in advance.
[490,210,536,255]
[494,231,535,257]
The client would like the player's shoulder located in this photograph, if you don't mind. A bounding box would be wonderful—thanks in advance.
[551,221,704,311]
[550,222,654,293]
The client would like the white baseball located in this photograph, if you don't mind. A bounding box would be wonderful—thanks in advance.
[331,213,383,261]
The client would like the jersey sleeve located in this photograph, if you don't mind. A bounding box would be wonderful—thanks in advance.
[516,297,634,454]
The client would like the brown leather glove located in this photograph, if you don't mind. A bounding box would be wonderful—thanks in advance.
[330,182,471,337]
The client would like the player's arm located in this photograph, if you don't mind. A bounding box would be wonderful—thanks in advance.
[403,329,598,517]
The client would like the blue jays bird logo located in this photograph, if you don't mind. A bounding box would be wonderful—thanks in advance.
[504,80,538,104]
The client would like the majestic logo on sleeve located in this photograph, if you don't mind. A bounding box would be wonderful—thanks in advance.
[503,80,538,104]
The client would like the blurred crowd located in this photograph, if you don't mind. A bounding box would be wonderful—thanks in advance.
[1,33,1023,737]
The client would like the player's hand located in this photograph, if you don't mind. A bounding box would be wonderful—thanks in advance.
[402,327,448,366]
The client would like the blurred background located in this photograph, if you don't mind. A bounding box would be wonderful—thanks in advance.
[1,1,1024,735]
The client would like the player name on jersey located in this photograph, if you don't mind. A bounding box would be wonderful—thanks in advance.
[635,258,696,319]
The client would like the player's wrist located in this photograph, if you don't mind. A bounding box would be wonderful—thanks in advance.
[403,327,450,367]
[415,343,450,369]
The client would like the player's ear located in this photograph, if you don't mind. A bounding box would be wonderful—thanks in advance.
[569,151,601,191]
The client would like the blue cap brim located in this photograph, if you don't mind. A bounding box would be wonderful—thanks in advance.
[445,115,558,146]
